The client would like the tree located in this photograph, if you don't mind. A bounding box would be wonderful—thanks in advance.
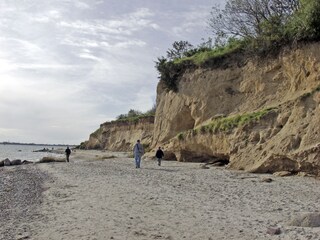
[208,0,299,42]
[286,0,320,41]
[166,41,193,60]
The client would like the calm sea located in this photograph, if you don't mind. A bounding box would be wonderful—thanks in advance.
[0,144,65,162]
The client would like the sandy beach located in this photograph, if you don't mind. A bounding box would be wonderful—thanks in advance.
[1,150,320,240]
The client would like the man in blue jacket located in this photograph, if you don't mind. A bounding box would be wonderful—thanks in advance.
[133,140,144,168]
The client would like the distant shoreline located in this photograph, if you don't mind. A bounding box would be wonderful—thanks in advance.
[0,142,75,147]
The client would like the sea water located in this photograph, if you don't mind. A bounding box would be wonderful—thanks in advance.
[0,144,65,162]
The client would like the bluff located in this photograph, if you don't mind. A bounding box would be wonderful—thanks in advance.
[83,42,320,175]
[152,42,320,175]
[82,116,154,151]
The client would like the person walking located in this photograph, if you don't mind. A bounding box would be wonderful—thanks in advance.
[155,147,164,166]
[133,140,144,168]
[65,146,71,162]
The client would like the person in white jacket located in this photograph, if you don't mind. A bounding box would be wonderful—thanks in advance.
[133,140,144,168]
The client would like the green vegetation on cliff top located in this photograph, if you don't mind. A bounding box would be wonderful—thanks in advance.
[173,38,243,66]
[112,113,154,124]
[177,107,277,140]
[114,107,155,123]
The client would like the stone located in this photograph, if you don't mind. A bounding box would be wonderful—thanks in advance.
[267,227,281,235]
[251,154,299,174]
[273,171,293,177]
[3,158,11,166]
[11,159,22,165]
[261,177,273,183]
[288,213,320,227]
[22,160,33,165]
[297,172,316,177]
[199,164,210,169]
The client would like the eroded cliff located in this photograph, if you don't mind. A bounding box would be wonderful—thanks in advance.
[152,42,320,175]
[83,116,154,151]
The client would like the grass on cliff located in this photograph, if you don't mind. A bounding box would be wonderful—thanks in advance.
[112,113,154,124]
[202,108,276,133]
[176,108,277,140]
[174,39,244,66]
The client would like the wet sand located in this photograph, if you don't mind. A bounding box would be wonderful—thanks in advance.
[1,150,320,240]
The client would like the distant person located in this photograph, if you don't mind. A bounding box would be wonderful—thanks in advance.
[133,140,144,168]
[65,146,71,162]
[155,147,164,166]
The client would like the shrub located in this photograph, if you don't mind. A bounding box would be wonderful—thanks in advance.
[177,133,184,140]
[155,58,189,92]
[286,0,320,41]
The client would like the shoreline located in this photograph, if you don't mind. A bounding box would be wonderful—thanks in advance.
[1,150,320,240]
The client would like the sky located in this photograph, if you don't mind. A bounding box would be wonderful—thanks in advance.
[0,0,226,145]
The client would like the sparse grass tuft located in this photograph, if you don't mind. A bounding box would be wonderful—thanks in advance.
[198,108,277,134]
[174,40,243,66]
[177,132,185,141]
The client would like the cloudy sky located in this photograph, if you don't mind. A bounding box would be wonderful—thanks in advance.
[0,0,225,145]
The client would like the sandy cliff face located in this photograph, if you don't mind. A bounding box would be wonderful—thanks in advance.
[152,43,320,175]
[82,42,319,175]
[84,116,154,151]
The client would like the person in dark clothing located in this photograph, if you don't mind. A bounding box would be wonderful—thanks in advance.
[155,147,164,166]
[65,146,71,162]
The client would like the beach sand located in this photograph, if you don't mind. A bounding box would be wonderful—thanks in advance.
[1,150,320,240]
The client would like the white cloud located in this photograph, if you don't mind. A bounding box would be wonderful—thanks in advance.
[58,8,157,37]
[0,0,216,144]
[79,53,102,61]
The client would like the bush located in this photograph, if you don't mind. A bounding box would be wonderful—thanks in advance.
[286,0,320,41]
[155,57,191,92]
